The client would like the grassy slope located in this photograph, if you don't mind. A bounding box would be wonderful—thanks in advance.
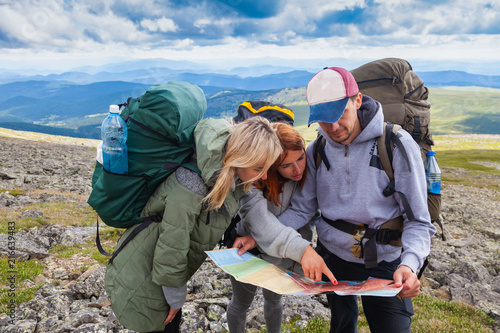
[1,85,499,139]
[429,87,500,135]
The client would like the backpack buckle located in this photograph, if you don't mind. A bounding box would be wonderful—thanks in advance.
[375,229,401,245]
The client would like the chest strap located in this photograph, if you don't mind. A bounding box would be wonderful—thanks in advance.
[321,216,403,269]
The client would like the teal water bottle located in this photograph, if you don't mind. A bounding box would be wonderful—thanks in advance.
[101,105,128,174]
[425,151,441,194]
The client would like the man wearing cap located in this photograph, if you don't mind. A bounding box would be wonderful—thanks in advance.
[277,67,436,332]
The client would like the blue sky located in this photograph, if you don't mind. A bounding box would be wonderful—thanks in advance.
[0,0,499,75]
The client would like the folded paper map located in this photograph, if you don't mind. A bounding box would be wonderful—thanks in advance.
[206,248,402,296]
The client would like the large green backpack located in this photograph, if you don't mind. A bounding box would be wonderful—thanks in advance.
[87,81,206,255]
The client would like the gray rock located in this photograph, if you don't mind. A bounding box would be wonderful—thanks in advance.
[492,276,500,293]
[181,303,210,332]
[2,135,500,331]
[19,210,44,219]
[72,323,109,333]
[207,304,226,321]
[453,260,492,283]
[0,231,49,261]
[2,319,37,333]
[68,266,106,299]
[70,308,101,327]
[36,315,65,333]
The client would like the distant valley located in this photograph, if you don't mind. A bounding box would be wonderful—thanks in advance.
[0,65,499,139]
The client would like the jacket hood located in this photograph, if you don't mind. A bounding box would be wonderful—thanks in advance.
[355,95,384,143]
[194,118,231,186]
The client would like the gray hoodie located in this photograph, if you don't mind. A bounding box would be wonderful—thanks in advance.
[278,96,436,273]
[236,181,313,269]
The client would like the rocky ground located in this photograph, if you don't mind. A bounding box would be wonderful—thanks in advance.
[0,133,499,332]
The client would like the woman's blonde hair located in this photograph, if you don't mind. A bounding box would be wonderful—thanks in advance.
[204,117,283,210]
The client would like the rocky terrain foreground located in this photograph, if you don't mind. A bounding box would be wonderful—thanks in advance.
[0,133,499,332]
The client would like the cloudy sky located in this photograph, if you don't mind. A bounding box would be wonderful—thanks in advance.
[0,0,499,74]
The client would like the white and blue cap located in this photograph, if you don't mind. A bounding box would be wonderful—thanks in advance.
[306,67,360,125]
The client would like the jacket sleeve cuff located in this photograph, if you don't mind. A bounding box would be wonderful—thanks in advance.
[162,284,187,310]
[285,238,311,263]
[400,252,421,274]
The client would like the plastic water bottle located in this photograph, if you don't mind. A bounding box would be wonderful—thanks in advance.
[101,105,128,174]
[425,151,441,194]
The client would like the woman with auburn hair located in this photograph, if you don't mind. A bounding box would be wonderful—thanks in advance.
[105,116,284,333]
[226,122,336,333]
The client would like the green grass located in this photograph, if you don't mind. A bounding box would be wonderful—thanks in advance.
[0,235,119,315]
[431,135,500,189]
[0,258,45,313]
[0,258,45,285]
[0,286,41,313]
[49,240,117,265]
[248,294,496,332]
[428,87,500,135]
[280,87,500,136]
[0,189,24,196]
[411,294,496,332]
[433,134,500,151]
[0,195,97,233]
[437,149,500,189]
[0,193,122,314]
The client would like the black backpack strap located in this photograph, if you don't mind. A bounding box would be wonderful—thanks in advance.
[219,214,241,248]
[378,123,394,181]
[379,123,412,176]
[377,122,415,221]
[313,135,330,170]
[96,215,112,257]
[321,216,402,269]
[107,214,163,265]
[118,97,135,110]
[434,217,445,241]
[417,258,429,280]
[389,127,412,173]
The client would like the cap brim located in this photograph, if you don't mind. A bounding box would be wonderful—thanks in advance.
[308,97,349,125]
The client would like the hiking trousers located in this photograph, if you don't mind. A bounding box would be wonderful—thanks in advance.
[317,242,414,333]
[227,276,283,333]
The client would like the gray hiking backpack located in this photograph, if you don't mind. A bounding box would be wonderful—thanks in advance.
[350,58,442,239]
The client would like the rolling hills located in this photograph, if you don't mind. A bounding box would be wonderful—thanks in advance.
[1,69,499,139]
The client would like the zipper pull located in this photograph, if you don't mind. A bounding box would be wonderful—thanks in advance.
[392,76,398,85]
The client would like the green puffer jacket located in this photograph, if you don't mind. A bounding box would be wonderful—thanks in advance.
[105,118,244,332]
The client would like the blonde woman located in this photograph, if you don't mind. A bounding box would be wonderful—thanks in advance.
[105,116,283,333]
[227,122,336,333]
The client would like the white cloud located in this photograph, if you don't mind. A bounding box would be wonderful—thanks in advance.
[69,3,152,44]
[0,0,499,75]
[140,17,178,33]
[0,0,76,45]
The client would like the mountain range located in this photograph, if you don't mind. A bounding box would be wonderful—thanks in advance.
[0,63,499,139]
